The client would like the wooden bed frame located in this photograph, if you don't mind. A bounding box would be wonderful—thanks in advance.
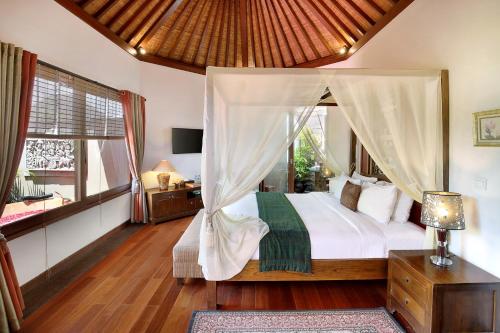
[207,70,449,309]
[207,199,425,309]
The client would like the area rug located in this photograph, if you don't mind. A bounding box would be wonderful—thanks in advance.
[188,308,404,333]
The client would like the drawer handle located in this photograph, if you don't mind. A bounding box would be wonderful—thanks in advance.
[405,277,410,284]
[404,299,409,305]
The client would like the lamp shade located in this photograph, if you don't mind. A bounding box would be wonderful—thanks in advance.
[421,191,465,230]
[153,160,176,172]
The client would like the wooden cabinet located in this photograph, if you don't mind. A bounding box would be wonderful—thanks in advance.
[387,250,500,333]
[146,185,203,224]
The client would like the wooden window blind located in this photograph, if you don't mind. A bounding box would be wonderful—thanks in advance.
[28,62,124,139]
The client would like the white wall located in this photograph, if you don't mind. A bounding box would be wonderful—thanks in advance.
[140,62,205,188]
[326,0,500,277]
[8,194,130,284]
[0,0,139,285]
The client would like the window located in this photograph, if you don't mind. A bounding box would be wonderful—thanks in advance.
[261,107,332,193]
[1,62,130,231]
[293,107,331,192]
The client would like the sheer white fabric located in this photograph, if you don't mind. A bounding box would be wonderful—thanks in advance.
[200,68,444,280]
[325,108,353,175]
[325,69,444,201]
[200,68,326,280]
[302,108,347,175]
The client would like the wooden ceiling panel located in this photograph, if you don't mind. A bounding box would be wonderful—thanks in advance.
[82,0,104,14]
[193,0,221,66]
[118,0,159,40]
[278,0,320,62]
[158,0,200,58]
[264,0,294,67]
[56,0,414,74]
[180,0,215,63]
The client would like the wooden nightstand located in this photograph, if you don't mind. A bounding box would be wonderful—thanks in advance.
[387,250,500,333]
[146,185,203,224]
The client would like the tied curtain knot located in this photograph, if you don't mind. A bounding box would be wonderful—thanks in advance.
[131,177,142,194]
[204,210,217,248]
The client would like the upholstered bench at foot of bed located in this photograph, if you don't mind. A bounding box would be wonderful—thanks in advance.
[173,210,204,282]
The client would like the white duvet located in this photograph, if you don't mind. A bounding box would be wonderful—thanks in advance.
[222,191,425,260]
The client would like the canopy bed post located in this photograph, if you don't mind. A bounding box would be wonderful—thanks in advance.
[441,70,449,191]
[207,281,217,310]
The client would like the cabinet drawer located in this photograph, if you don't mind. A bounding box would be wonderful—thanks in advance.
[154,191,184,200]
[390,282,426,326]
[390,260,429,305]
[187,198,203,210]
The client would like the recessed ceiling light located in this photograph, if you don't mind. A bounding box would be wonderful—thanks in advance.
[138,47,146,55]
[339,46,348,55]
[129,48,138,56]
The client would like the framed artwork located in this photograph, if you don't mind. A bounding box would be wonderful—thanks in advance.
[473,109,500,147]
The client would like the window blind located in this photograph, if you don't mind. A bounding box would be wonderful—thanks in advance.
[28,63,124,139]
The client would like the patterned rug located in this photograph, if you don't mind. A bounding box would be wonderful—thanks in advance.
[189,308,405,333]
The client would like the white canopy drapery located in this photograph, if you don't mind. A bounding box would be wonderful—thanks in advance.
[200,67,444,281]
[302,107,348,176]
[199,68,327,280]
[326,70,443,201]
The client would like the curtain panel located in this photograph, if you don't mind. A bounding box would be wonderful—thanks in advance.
[199,68,327,280]
[325,69,444,202]
[0,42,37,332]
[121,91,147,223]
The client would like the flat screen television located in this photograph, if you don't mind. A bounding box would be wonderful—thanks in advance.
[172,128,203,154]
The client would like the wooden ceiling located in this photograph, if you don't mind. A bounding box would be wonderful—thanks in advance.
[56,0,414,74]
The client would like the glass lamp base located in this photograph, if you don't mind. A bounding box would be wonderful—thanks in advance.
[430,255,453,267]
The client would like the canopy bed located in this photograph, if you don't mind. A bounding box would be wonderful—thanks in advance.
[191,67,448,309]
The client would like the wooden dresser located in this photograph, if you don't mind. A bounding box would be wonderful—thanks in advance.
[146,185,203,224]
[387,250,500,333]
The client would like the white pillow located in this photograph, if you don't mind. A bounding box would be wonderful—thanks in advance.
[392,191,414,223]
[352,171,378,184]
[333,173,361,199]
[357,182,398,224]
[328,177,337,193]
[376,181,414,223]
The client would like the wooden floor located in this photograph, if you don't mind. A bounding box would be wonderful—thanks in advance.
[21,217,388,333]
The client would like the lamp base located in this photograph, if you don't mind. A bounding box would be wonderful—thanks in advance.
[430,255,453,267]
[430,228,453,267]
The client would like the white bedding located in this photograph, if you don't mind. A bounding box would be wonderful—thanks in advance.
[222,192,424,260]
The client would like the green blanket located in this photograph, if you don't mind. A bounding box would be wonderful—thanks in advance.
[256,192,311,273]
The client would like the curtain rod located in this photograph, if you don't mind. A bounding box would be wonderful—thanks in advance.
[37,60,121,94]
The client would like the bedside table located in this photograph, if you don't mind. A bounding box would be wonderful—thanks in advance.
[146,185,203,224]
[387,250,500,333]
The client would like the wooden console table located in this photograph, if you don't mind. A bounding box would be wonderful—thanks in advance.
[146,185,203,224]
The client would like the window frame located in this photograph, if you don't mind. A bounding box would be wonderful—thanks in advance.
[3,62,131,241]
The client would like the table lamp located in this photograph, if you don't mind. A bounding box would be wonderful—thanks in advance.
[153,160,176,191]
[421,191,465,267]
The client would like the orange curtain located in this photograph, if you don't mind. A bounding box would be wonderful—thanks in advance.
[121,91,147,223]
[0,43,37,331]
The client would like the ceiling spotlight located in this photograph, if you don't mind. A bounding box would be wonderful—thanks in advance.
[339,46,348,55]
[129,48,138,56]
[138,47,146,55]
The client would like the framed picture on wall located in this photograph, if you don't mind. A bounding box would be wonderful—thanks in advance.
[473,109,500,147]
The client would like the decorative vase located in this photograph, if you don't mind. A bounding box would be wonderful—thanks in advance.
[157,173,170,191]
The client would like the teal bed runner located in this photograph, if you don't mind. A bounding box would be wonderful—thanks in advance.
[256,192,311,273]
